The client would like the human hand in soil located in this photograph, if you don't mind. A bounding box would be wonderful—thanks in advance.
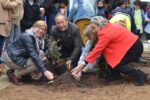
[74,72,82,81]
[66,60,72,70]
[43,70,54,80]
[71,64,84,77]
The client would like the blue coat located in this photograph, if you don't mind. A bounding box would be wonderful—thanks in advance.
[7,29,46,72]
[68,0,98,22]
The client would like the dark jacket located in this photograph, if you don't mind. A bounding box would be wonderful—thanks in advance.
[50,22,82,61]
[43,0,58,13]
[7,29,46,72]
[97,7,108,18]
[59,0,68,4]
[20,0,41,32]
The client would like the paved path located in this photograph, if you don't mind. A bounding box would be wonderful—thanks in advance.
[143,42,150,52]
[0,74,11,91]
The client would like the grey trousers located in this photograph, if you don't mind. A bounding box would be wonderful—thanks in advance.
[1,51,37,78]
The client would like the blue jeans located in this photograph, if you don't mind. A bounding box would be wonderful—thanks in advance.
[5,24,21,49]
[0,35,5,64]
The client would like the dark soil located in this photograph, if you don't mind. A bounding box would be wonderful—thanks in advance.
[48,71,81,91]
[0,53,150,100]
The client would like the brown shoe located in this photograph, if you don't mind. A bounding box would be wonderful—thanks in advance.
[0,64,8,74]
[7,69,23,85]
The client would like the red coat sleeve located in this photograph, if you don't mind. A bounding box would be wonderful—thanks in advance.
[85,32,111,64]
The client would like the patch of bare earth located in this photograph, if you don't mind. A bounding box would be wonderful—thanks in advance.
[0,53,150,100]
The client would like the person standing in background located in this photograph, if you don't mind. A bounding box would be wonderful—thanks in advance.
[43,0,58,34]
[133,1,145,38]
[0,0,21,74]
[144,5,150,43]
[5,0,24,49]
[97,0,108,18]
[59,0,68,18]
[20,0,41,32]
[68,0,98,45]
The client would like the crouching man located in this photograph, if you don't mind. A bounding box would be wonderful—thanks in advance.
[2,20,54,85]
[49,13,82,69]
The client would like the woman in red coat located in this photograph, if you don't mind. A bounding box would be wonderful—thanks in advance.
[72,16,147,86]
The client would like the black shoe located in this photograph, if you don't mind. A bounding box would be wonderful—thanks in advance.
[105,75,122,83]
[137,57,147,64]
[135,70,147,86]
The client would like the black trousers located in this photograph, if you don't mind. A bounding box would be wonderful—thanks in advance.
[146,33,150,40]
[110,39,145,83]
[0,35,5,64]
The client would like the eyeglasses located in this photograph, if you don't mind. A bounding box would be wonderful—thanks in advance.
[38,26,46,32]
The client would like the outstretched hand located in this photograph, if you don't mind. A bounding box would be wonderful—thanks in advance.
[71,64,85,80]
[74,72,82,81]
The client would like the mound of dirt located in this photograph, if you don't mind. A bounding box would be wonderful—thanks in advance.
[48,71,81,91]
